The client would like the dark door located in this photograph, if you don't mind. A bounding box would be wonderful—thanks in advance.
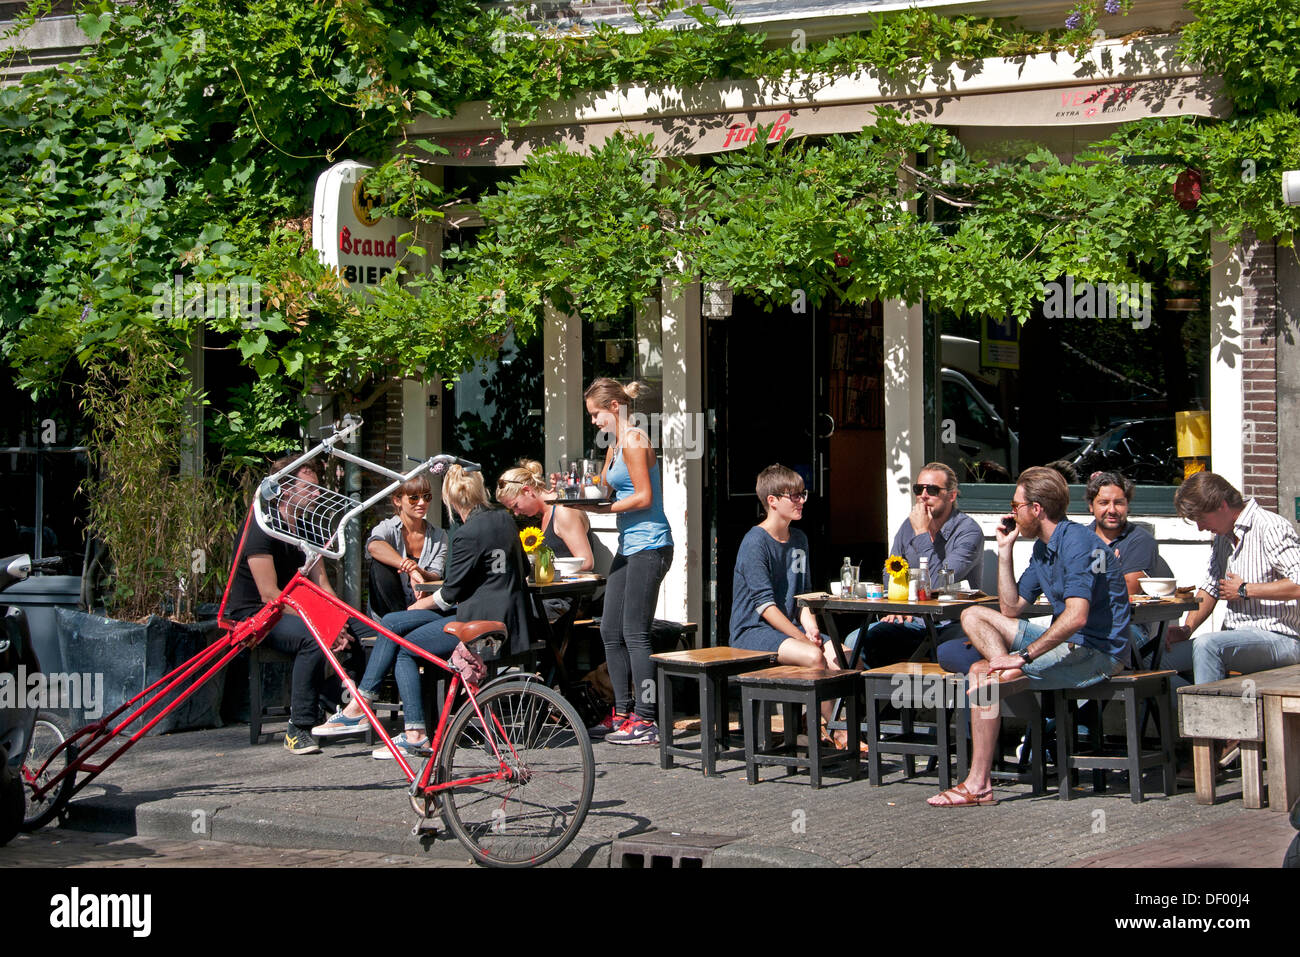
[706,295,828,646]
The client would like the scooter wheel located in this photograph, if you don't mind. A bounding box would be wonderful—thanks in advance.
[22,712,74,832]
[0,757,24,847]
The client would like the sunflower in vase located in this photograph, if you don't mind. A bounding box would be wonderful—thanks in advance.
[884,555,910,601]
[519,526,554,584]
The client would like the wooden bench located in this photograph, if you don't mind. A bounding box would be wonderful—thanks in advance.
[1053,670,1177,803]
[1178,672,1267,807]
[735,666,862,788]
[651,647,776,775]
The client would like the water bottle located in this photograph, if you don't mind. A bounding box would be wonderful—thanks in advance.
[840,557,855,597]
[917,557,930,601]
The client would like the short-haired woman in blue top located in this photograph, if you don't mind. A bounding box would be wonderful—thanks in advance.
[584,377,674,746]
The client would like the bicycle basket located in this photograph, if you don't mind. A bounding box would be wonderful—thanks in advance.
[254,472,362,560]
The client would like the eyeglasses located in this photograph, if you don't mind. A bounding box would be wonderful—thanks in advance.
[1009,500,1035,513]
[912,483,947,497]
[406,493,434,504]
[778,491,810,503]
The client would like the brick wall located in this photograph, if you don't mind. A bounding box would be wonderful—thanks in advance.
[1239,230,1279,511]
[359,382,406,507]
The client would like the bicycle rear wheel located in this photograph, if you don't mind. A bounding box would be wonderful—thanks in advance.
[438,681,594,867]
[22,712,74,831]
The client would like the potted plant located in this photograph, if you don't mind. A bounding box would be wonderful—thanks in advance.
[55,331,237,732]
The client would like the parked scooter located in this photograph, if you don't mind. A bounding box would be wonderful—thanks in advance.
[0,554,68,846]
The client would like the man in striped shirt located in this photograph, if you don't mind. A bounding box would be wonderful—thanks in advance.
[1165,472,1300,685]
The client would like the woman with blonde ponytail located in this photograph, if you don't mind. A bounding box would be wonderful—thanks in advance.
[583,378,673,746]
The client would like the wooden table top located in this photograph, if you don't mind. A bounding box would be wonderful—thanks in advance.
[650,646,774,664]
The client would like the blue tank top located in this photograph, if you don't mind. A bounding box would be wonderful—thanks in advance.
[607,439,673,555]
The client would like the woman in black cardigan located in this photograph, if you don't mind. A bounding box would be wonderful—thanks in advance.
[315,465,532,758]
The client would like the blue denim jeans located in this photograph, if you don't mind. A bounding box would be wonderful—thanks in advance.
[1190,627,1300,685]
[357,609,453,732]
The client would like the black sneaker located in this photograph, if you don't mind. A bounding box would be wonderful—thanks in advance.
[284,725,322,755]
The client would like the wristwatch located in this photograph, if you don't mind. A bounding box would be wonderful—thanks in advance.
[1017,648,1033,666]
[1238,582,1249,601]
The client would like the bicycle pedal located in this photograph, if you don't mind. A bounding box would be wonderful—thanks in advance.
[411,818,439,838]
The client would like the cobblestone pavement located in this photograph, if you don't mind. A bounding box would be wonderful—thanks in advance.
[9,721,1294,867]
[1,828,463,868]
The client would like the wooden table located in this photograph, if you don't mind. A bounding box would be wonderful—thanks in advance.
[796,592,996,668]
[1257,665,1300,813]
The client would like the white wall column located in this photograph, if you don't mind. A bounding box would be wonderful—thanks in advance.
[544,300,584,471]
[883,297,925,540]
[1210,239,1245,492]
[660,277,703,629]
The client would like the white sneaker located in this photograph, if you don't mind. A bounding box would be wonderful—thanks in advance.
[372,734,431,760]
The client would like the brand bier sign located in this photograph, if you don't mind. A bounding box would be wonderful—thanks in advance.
[313,160,414,288]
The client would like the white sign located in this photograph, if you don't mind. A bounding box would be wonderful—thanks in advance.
[312,160,413,288]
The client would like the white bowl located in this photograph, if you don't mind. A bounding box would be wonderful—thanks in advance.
[554,557,585,577]
[1138,577,1176,598]
[582,485,606,500]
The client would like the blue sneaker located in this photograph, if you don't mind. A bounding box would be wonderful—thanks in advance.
[372,734,432,760]
[313,708,366,737]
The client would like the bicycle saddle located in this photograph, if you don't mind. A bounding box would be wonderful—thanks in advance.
[444,620,507,643]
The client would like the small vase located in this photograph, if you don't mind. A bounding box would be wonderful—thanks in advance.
[534,548,555,585]
[887,576,910,601]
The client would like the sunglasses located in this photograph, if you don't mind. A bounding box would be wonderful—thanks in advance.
[913,483,947,496]
[778,491,810,503]
[1009,500,1035,513]
[406,493,434,504]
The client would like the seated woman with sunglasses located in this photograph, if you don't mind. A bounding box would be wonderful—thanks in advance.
[314,475,449,753]
[315,466,532,758]
[364,476,449,619]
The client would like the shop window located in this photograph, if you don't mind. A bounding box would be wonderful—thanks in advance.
[580,303,664,466]
[929,277,1211,514]
[443,326,544,487]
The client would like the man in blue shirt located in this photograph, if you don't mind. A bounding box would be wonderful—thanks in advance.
[928,466,1129,806]
[847,462,984,668]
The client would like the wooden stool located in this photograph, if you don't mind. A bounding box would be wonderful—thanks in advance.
[862,662,967,791]
[1056,670,1177,803]
[736,666,862,788]
[248,643,292,744]
[651,647,776,775]
[953,677,1050,795]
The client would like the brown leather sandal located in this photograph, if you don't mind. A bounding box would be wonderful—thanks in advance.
[927,783,998,807]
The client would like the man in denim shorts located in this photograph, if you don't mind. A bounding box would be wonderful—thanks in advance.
[928,466,1129,806]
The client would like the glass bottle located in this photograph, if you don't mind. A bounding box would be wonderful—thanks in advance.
[917,557,930,601]
[840,557,855,597]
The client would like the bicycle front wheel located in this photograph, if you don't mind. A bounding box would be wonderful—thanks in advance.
[22,712,74,831]
[439,681,594,867]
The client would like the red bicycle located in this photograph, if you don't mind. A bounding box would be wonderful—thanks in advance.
[20,417,595,867]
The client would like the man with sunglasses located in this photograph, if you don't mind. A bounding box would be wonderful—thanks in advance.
[928,466,1129,806]
[846,462,984,668]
